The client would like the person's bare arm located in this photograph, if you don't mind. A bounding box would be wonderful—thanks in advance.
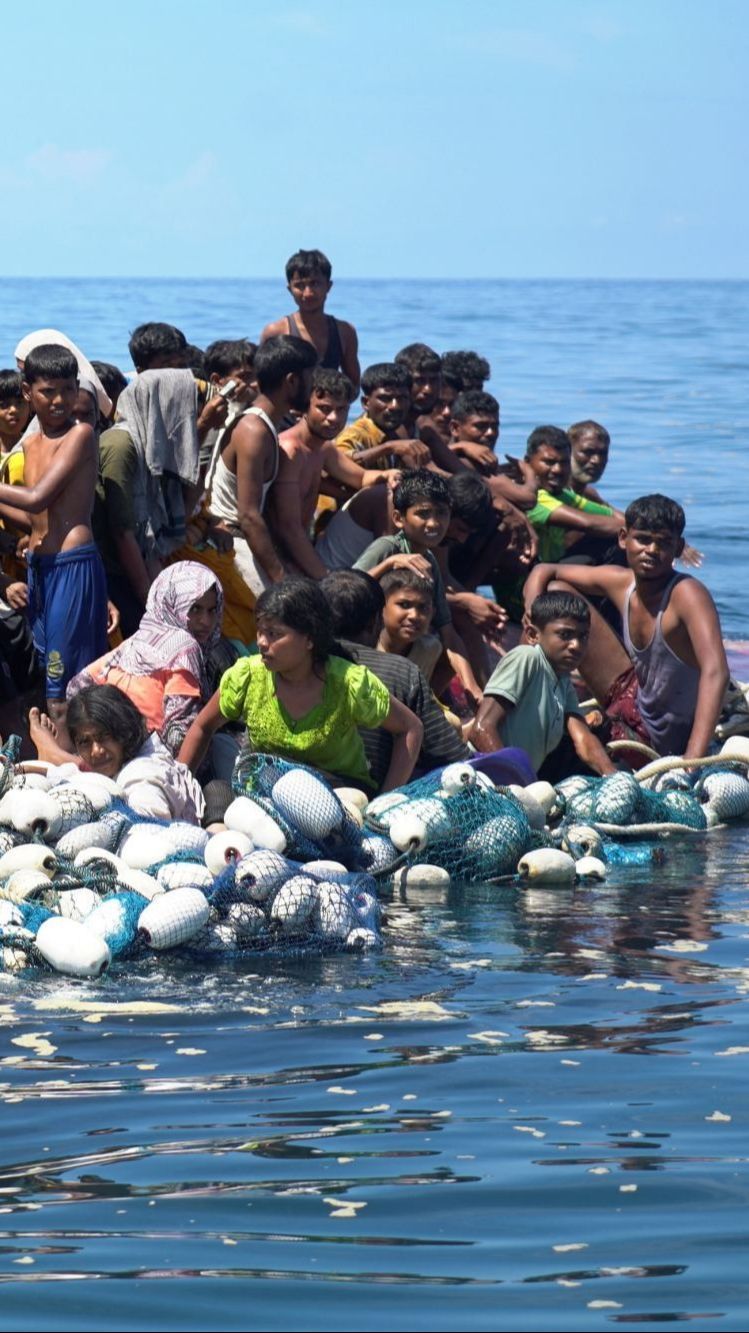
[467,695,511,752]
[114,530,151,606]
[378,696,423,791]
[321,443,398,492]
[417,419,465,475]
[234,419,286,582]
[566,713,616,775]
[0,425,94,513]
[270,453,328,580]
[676,581,730,758]
[546,504,622,536]
[259,318,287,344]
[341,437,432,469]
[339,322,360,392]
[523,561,632,614]
[439,623,482,707]
[0,501,31,532]
[178,691,224,773]
[364,552,433,582]
[450,440,499,474]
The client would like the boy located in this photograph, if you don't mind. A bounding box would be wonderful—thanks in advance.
[354,470,482,705]
[0,345,108,723]
[524,425,623,562]
[0,371,31,461]
[522,495,729,760]
[128,322,187,373]
[469,591,615,778]
[449,390,500,475]
[378,566,442,679]
[270,368,398,580]
[261,248,360,388]
[334,363,431,470]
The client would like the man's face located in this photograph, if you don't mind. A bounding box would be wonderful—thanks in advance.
[526,444,571,494]
[409,370,440,414]
[620,525,682,580]
[288,272,331,314]
[306,391,349,440]
[451,411,499,448]
[364,385,410,434]
[571,431,609,485]
[429,384,457,440]
[289,367,314,413]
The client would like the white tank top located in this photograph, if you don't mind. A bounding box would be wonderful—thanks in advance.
[207,406,280,526]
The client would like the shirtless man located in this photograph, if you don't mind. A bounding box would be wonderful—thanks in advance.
[522,494,728,759]
[207,335,318,594]
[269,368,400,580]
[0,344,108,726]
[260,248,360,390]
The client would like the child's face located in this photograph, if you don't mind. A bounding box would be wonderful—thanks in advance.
[383,586,434,647]
[571,432,609,485]
[256,615,313,674]
[186,587,219,644]
[394,498,451,550]
[451,411,499,448]
[526,444,571,494]
[363,385,410,433]
[528,616,589,674]
[410,370,440,414]
[0,397,30,444]
[73,388,98,431]
[288,271,331,314]
[73,724,125,779]
[23,376,78,430]
[211,363,257,406]
[619,524,683,581]
[306,391,349,440]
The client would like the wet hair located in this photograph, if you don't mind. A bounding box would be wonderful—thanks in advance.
[395,343,441,376]
[447,471,493,526]
[183,343,206,377]
[90,361,128,404]
[380,566,435,604]
[625,494,686,537]
[568,419,610,448]
[321,569,385,638]
[254,335,318,394]
[393,469,451,514]
[451,390,499,422]
[67,684,147,764]
[256,577,336,665]
[361,362,412,396]
[0,370,24,403]
[441,350,491,391]
[23,344,78,384]
[312,367,355,403]
[285,248,332,282]
[529,592,590,629]
[204,338,256,379]
[128,322,187,372]
[526,425,570,458]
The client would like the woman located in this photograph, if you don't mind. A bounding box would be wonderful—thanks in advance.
[179,577,423,793]
[30,684,204,823]
[67,562,223,756]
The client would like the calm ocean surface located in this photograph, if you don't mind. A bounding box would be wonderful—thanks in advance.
[0,279,746,1331]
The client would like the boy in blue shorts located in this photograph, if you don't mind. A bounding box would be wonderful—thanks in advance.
[0,344,109,729]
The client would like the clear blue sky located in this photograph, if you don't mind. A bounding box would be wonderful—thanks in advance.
[2,0,746,278]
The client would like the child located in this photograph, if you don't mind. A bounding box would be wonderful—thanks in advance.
[178,577,423,792]
[334,363,431,470]
[0,344,109,726]
[0,371,31,463]
[449,390,500,475]
[522,495,729,760]
[469,592,615,778]
[354,470,483,706]
[90,362,129,423]
[270,368,398,580]
[261,249,360,388]
[523,425,623,563]
[378,567,442,679]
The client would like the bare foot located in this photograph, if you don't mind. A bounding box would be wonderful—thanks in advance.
[28,707,77,767]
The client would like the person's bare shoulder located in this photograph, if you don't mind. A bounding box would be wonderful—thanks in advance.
[260,316,289,343]
[336,318,358,343]
[672,574,719,618]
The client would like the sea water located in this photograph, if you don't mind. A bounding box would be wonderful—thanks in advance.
[0,279,746,1331]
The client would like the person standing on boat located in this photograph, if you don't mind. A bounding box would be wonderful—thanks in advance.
[261,248,361,391]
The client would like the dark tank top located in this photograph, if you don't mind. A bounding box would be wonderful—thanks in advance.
[287,313,344,371]
[621,573,700,756]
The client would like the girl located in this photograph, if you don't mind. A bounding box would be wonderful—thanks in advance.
[179,577,423,792]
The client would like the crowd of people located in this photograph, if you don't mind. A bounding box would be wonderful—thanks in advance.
[0,247,732,825]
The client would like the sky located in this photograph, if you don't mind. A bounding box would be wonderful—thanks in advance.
[1,0,746,278]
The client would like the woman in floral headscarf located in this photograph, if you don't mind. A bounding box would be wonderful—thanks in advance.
[67,561,223,756]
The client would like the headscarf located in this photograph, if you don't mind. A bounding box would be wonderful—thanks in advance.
[15,328,113,420]
[115,369,200,557]
[105,561,224,698]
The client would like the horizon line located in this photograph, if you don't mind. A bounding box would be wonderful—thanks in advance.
[1,274,748,284]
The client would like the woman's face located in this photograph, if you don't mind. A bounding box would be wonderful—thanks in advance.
[72,725,125,778]
[256,616,313,674]
[186,587,219,644]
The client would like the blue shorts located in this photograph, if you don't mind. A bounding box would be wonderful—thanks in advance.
[28,542,109,700]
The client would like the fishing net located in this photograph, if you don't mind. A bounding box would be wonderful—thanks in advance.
[231,752,366,868]
[557,771,708,832]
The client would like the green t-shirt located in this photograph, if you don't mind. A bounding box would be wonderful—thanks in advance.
[353,532,452,630]
[218,654,391,788]
[526,487,614,563]
[484,644,582,772]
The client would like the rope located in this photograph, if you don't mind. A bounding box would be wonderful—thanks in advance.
[591,819,721,839]
[607,739,660,761]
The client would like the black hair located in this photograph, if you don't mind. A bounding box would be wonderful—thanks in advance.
[204,338,257,379]
[624,494,686,536]
[312,367,355,402]
[568,419,610,448]
[256,576,336,665]
[23,344,78,384]
[67,684,147,763]
[0,370,24,403]
[128,322,187,372]
[529,592,591,629]
[285,248,332,282]
[451,390,499,422]
[441,350,491,391]
[183,343,206,377]
[526,425,570,458]
[90,361,128,404]
[380,567,435,603]
[395,343,441,376]
[254,335,318,395]
[447,471,493,527]
[361,362,412,396]
[321,569,385,638]
[393,468,451,514]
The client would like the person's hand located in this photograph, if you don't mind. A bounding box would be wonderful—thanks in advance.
[456,591,508,633]
[501,453,531,482]
[107,600,121,637]
[206,523,234,554]
[392,439,431,468]
[15,534,29,558]
[680,542,703,568]
[381,469,402,489]
[497,503,538,566]
[197,394,229,433]
[385,553,433,579]
[456,441,498,474]
[6,581,27,611]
